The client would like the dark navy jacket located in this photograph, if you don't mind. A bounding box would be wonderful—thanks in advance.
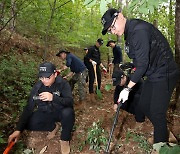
[66,53,86,73]
[112,45,122,64]
[124,19,179,82]
[16,76,73,131]
[86,45,101,65]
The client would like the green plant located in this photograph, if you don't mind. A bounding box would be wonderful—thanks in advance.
[0,53,39,110]
[126,131,152,153]
[159,144,180,154]
[86,121,108,153]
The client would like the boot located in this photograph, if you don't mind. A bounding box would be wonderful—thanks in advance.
[169,131,177,143]
[47,122,60,139]
[147,131,177,145]
[60,140,70,154]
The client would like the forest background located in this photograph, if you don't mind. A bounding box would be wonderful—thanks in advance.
[0,0,179,153]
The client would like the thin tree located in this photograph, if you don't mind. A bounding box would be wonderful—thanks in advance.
[175,0,180,107]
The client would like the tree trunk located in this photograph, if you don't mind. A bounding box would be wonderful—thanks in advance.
[0,0,6,26]
[175,0,180,107]
[10,0,16,31]
[43,0,57,61]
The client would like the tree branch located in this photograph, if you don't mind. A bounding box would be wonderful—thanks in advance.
[0,0,33,32]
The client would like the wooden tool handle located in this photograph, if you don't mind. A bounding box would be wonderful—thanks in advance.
[93,64,98,86]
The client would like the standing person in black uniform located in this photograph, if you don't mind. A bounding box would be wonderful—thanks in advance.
[8,62,75,154]
[101,8,180,151]
[106,40,123,71]
[85,38,107,102]
[112,69,145,123]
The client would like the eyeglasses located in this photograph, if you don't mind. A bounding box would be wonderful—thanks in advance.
[39,74,53,80]
[107,17,117,34]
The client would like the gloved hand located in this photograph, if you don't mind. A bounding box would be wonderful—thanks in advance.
[118,87,131,103]
[102,67,107,73]
[91,60,97,66]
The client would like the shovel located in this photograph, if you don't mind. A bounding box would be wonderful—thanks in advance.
[104,101,122,154]
[3,141,15,154]
[93,64,102,99]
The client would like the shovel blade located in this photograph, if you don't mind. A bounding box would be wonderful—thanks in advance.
[96,89,102,99]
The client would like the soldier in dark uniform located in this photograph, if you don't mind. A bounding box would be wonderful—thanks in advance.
[112,69,145,123]
[85,38,107,102]
[56,49,87,103]
[106,40,123,71]
[8,62,74,154]
[101,8,180,151]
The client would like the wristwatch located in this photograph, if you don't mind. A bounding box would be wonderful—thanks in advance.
[125,86,132,92]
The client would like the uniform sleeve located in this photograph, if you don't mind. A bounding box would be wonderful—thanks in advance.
[114,86,122,104]
[130,30,150,83]
[117,46,123,62]
[16,82,41,131]
[85,47,93,61]
[53,81,73,108]
[66,55,72,67]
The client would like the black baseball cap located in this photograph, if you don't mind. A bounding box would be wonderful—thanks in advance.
[97,38,103,45]
[112,70,124,86]
[101,8,120,35]
[106,40,116,47]
[56,49,68,57]
[38,62,56,78]
[84,48,88,51]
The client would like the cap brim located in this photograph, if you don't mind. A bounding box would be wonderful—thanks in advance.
[56,53,60,57]
[102,18,114,35]
[38,72,52,78]
[113,79,121,86]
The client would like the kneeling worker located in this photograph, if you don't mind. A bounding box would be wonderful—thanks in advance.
[112,69,145,123]
[8,62,75,154]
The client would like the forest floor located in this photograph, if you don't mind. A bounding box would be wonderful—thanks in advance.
[1,75,179,154]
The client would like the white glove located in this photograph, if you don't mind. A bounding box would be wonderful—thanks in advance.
[118,87,131,103]
[91,60,97,66]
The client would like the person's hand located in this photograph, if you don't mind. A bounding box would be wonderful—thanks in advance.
[109,63,112,66]
[91,60,97,66]
[118,88,131,103]
[102,67,107,73]
[8,131,20,144]
[113,104,118,112]
[39,92,53,101]
[63,65,68,70]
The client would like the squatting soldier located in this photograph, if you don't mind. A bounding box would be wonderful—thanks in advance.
[8,62,75,154]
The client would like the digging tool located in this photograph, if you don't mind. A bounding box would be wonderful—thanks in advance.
[104,101,123,154]
[93,64,102,99]
[3,141,15,154]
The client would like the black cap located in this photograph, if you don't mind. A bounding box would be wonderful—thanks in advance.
[106,40,116,47]
[97,38,103,45]
[56,49,68,57]
[101,8,119,35]
[112,70,124,86]
[84,48,88,51]
[38,62,56,78]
